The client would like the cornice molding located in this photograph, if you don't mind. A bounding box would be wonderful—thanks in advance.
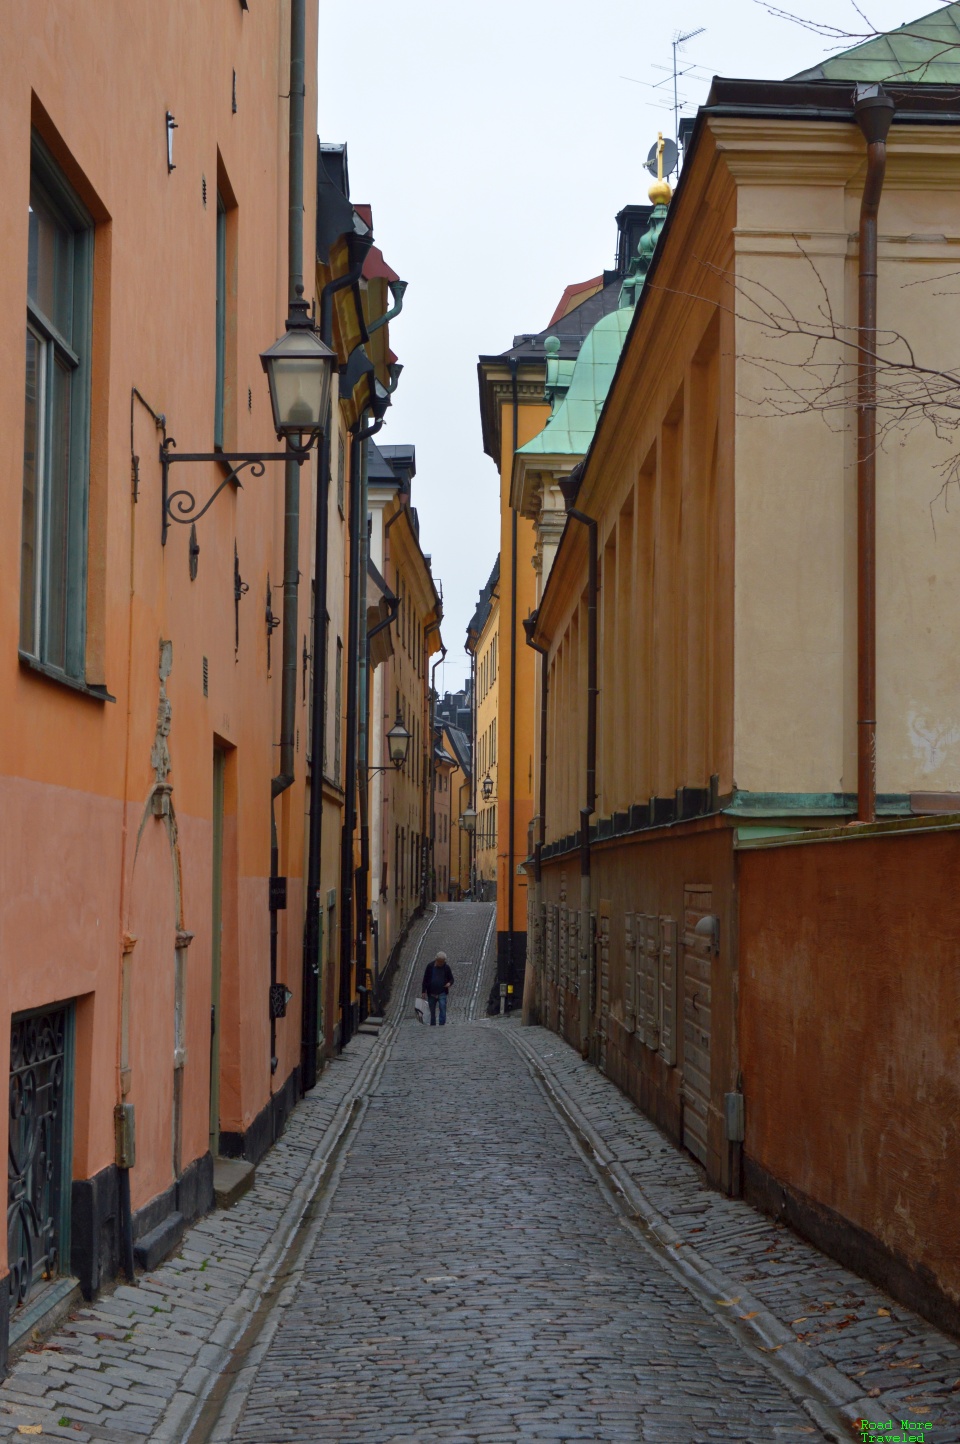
[709,117,960,190]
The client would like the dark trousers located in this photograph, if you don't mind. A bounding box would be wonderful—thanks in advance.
[428,992,447,1026]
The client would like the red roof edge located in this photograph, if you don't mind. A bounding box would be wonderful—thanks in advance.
[547,275,603,327]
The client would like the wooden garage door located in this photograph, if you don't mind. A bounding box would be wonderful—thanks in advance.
[681,884,713,1167]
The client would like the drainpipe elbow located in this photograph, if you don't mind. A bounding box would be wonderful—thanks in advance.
[272,772,294,798]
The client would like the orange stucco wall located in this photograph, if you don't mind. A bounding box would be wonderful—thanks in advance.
[0,0,319,1273]
[739,826,960,1314]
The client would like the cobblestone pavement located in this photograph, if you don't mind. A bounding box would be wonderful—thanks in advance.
[504,1020,960,1441]
[2,902,958,1442]
[0,909,442,1443]
[219,905,829,1443]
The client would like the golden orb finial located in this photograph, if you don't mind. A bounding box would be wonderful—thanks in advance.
[648,133,672,207]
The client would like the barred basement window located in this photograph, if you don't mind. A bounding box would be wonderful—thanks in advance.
[20,136,94,679]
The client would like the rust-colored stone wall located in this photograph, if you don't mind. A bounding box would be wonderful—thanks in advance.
[739,825,960,1316]
[540,819,737,1192]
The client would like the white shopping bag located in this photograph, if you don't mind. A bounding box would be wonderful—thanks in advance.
[414,996,428,1023]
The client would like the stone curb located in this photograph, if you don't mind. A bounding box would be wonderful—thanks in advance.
[501,1023,907,1444]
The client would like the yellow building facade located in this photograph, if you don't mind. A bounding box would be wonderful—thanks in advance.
[530,79,960,1202]
[470,565,500,899]
[476,359,551,1006]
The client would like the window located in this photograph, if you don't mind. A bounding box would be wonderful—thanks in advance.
[20,137,94,678]
[214,192,227,448]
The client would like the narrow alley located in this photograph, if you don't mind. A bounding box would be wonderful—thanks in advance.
[4,905,958,1443]
[220,903,817,1443]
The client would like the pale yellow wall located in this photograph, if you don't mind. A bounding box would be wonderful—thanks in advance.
[728,120,960,797]
[537,117,960,827]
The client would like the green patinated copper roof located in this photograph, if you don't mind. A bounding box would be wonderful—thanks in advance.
[791,2,960,82]
[519,202,669,460]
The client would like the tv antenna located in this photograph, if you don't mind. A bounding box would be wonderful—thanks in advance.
[620,26,709,174]
[671,27,706,150]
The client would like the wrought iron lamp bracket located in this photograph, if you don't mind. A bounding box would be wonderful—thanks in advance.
[160,436,315,545]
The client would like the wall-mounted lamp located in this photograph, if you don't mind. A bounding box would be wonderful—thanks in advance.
[159,289,335,544]
[460,806,477,835]
[369,709,412,773]
[481,773,496,802]
[694,913,720,955]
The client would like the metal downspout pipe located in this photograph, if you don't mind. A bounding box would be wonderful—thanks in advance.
[273,0,306,799]
[301,259,369,1089]
[355,437,371,1013]
[503,360,520,1009]
[270,0,306,1081]
[523,612,548,1027]
[339,412,385,1047]
[429,646,447,901]
[853,84,894,826]
[363,592,400,1010]
[567,508,598,1054]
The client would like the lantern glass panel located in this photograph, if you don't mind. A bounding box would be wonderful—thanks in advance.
[260,328,334,437]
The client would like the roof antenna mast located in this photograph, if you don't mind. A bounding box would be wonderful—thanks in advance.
[673,26,706,150]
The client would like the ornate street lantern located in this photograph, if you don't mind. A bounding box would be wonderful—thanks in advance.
[386,710,412,770]
[260,314,336,445]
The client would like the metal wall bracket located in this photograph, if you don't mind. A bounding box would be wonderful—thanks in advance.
[160,437,290,545]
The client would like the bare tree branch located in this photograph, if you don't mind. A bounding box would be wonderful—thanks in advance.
[755,0,960,80]
[647,239,960,519]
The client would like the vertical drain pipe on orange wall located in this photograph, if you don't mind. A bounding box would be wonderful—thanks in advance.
[852,83,894,825]
[522,612,548,1027]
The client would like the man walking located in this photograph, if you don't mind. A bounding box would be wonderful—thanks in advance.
[421,950,454,1026]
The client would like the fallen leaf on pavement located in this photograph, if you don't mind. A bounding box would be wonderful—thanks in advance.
[716,1297,741,1307]
[877,1307,890,1316]
[17,1429,42,1437]
[740,1311,759,1320]
[868,1388,881,1398]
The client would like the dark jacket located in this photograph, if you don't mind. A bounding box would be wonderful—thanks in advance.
[422,961,454,996]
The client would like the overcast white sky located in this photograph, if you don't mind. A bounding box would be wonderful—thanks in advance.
[317,0,913,695]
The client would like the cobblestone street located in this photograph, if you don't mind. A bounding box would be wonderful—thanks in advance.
[2,903,959,1442]
[217,904,825,1443]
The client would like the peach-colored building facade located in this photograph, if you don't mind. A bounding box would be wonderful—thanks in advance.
[0,0,318,1354]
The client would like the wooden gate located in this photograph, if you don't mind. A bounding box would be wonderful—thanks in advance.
[681,885,713,1167]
